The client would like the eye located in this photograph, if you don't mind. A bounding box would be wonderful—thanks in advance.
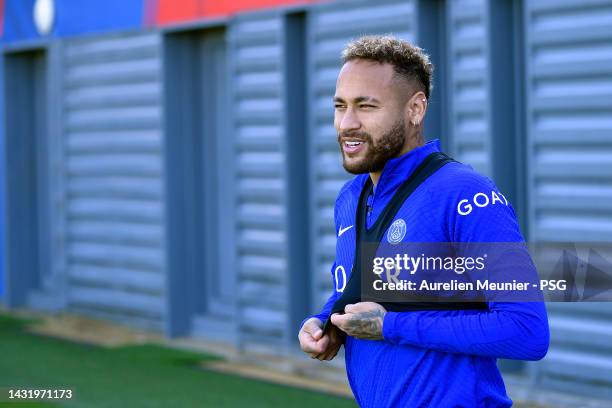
[334,104,346,110]
[359,104,376,109]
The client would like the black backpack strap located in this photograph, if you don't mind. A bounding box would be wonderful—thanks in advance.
[323,152,460,333]
[365,152,454,238]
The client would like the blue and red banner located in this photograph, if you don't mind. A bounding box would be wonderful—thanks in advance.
[2,0,38,42]
[1,0,146,42]
[0,0,322,43]
[156,0,319,25]
[55,0,146,37]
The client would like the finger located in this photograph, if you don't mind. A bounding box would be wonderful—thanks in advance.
[303,319,321,334]
[309,345,325,358]
[344,304,355,313]
[301,338,320,354]
[299,327,316,342]
[312,334,332,359]
[313,347,331,359]
[362,301,385,311]
[317,351,331,361]
[320,344,339,360]
[348,302,374,312]
[315,335,330,351]
[300,322,323,347]
[308,336,329,357]
[316,346,336,361]
[320,342,341,360]
[331,313,350,330]
[324,350,339,361]
[300,330,324,353]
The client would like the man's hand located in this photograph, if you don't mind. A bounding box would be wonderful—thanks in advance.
[331,302,387,340]
[298,317,345,361]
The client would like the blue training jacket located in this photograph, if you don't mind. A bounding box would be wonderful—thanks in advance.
[305,139,549,408]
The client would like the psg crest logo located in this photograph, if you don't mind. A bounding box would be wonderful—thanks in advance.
[387,219,407,244]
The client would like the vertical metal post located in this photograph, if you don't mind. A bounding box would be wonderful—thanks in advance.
[283,11,311,344]
[417,0,448,148]
[488,0,528,237]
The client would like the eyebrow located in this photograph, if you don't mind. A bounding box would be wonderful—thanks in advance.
[333,96,382,104]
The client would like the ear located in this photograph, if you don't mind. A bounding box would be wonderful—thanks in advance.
[405,91,428,127]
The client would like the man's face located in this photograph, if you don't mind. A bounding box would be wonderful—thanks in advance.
[334,60,408,174]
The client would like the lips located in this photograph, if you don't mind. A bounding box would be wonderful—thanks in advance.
[342,139,366,154]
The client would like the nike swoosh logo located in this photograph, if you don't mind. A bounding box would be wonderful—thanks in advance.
[338,225,353,237]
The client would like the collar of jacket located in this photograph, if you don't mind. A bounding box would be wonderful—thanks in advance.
[371,138,442,202]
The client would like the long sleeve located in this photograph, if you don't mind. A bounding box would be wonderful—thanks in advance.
[299,181,354,332]
[382,169,550,360]
[299,280,338,331]
[382,301,549,360]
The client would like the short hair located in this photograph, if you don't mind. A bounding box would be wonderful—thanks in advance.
[341,35,433,99]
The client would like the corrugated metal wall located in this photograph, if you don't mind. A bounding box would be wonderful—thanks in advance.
[307,0,417,318]
[229,13,290,350]
[524,0,612,397]
[61,32,166,330]
[447,0,491,175]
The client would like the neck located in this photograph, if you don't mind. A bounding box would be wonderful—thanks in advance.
[370,170,382,187]
[370,131,424,187]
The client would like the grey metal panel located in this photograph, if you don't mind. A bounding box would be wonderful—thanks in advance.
[525,0,612,242]
[447,0,491,175]
[62,32,165,331]
[307,0,417,313]
[283,11,311,344]
[524,0,612,397]
[229,12,289,350]
[197,28,237,337]
[3,44,70,312]
[416,0,448,147]
[3,49,48,307]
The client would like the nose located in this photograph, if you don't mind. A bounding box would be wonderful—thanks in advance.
[337,108,361,132]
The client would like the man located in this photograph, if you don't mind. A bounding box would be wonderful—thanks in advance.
[298,36,549,407]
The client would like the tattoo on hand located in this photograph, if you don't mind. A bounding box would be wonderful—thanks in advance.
[343,309,385,340]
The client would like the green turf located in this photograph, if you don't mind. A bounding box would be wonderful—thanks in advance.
[0,313,356,408]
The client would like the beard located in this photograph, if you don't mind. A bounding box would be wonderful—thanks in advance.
[337,119,406,174]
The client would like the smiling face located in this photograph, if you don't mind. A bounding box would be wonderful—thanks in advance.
[334,60,415,177]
